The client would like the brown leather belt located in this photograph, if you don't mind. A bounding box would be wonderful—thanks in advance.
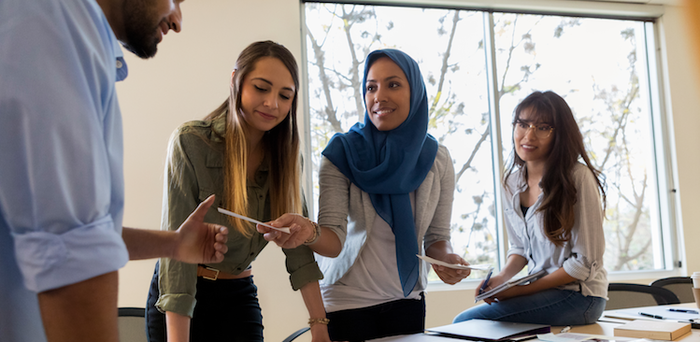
[196,265,252,281]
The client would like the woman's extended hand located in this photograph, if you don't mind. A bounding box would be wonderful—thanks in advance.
[257,213,314,248]
[431,253,470,285]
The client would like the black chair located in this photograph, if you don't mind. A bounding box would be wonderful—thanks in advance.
[282,327,310,342]
[607,283,680,310]
[650,276,695,303]
[118,307,147,342]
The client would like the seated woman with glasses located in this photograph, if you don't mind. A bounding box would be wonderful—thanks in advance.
[452,91,608,326]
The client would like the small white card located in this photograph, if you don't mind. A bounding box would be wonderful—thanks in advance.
[217,208,291,234]
[416,255,492,270]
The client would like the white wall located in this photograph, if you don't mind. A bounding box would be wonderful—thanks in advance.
[115,1,700,341]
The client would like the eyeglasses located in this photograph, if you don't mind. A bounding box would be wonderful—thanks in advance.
[513,120,555,139]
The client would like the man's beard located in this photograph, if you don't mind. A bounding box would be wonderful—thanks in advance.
[121,1,160,59]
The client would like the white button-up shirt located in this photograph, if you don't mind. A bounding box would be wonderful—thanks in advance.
[503,163,608,299]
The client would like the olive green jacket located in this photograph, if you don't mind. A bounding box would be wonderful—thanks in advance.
[155,114,322,317]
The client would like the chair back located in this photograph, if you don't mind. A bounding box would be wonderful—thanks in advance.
[118,307,147,342]
[650,276,695,303]
[283,327,310,342]
[607,283,680,310]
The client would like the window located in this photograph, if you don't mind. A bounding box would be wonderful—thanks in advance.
[302,2,674,279]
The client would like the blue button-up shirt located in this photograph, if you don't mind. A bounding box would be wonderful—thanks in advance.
[0,0,130,340]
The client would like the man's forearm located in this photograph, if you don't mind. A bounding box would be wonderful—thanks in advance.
[122,227,176,260]
[425,240,454,260]
[38,271,119,342]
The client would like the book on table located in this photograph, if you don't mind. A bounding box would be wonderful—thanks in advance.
[613,319,691,341]
[474,270,547,302]
[426,319,550,342]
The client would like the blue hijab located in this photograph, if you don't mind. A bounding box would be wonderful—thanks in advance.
[322,49,438,297]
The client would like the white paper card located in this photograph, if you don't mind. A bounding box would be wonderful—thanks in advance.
[217,207,291,234]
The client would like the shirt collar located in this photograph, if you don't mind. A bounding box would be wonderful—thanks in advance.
[211,112,227,141]
[112,38,128,82]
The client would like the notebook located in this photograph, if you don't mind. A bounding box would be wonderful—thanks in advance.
[474,270,547,302]
[613,319,691,341]
[426,319,551,342]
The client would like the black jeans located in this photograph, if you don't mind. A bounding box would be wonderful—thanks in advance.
[326,293,425,342]
[145,262,263,342]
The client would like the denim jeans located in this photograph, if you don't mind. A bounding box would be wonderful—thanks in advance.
[452,289,606,326]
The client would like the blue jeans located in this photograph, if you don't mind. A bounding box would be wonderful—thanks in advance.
[453,289,606,326]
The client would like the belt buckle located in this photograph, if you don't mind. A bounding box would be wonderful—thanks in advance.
[203,267,220,281]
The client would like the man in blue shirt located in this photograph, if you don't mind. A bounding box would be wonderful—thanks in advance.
[0,1,229,341]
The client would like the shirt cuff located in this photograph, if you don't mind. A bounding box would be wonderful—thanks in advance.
[506,248,525,259]
[289,261,323,291]
[156,293,197,318]
[563,256,596,281]
[13,215,128,293]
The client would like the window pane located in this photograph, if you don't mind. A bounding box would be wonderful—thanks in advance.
[304,3,496,278]
[494,13,662,271]
[304,3,668,278]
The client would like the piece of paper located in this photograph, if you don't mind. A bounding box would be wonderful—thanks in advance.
[217,207,291,234]
[536,332,580,342]
[608,306,700,321]
[538,332,641,342]
[416,255,491,270]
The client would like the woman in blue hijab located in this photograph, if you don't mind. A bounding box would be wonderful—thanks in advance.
[314,49,471,341]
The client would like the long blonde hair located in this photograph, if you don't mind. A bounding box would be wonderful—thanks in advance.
[205,41,302,236]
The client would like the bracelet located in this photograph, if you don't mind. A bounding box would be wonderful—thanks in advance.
[303,217,321,245]
[308,317,330,326]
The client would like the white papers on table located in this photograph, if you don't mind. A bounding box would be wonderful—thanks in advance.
[537,332,643,342]
[605,306,700,322]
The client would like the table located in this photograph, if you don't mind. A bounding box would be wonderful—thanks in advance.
[372,303,700,341]
[589,302,700,341]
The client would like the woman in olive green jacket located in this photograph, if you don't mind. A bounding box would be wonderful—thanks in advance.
[145,41,329,342]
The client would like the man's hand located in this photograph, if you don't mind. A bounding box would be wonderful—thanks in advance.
[172,195,228,263]
[432,253,470,285]
[256,213,314,249]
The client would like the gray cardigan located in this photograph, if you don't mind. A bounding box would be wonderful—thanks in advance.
[317,145,455,289]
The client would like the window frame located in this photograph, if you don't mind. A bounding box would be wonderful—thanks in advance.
[298,0,682,289]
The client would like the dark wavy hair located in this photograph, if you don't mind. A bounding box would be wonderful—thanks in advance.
[503,91,606,246]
